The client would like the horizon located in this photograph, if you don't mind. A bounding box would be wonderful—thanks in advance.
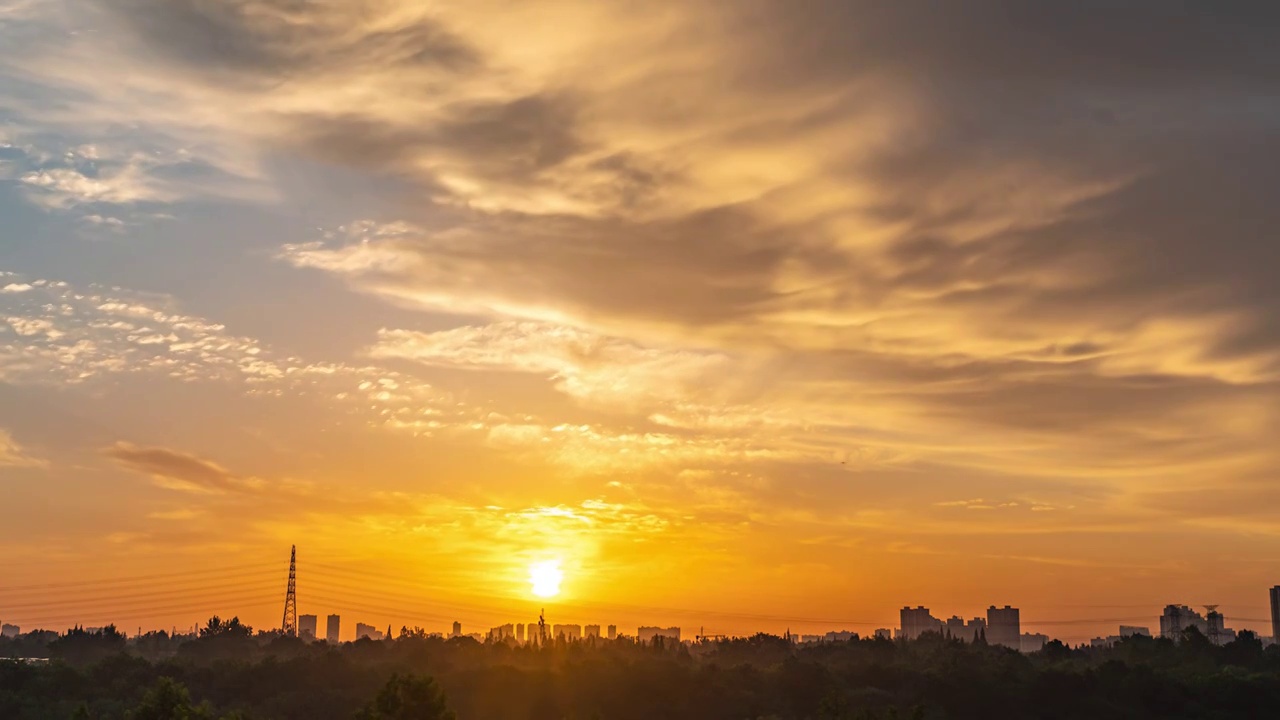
[4,1,1280,653]
[2,551,1275,645]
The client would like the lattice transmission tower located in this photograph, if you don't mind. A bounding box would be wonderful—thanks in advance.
[281,545,298,636]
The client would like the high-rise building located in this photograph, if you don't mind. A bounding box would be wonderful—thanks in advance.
[607,624,617,640]
[1020,633,1050,653]
[451,621,462,638]
[1270,586,1280,642]
[584,624,601,640]
[552,624,582,641]
[987,606,1020,649]
[941,615,985,642]
[1205,608,1236,646]
[874,628,893,640]
[1,623,19,638]
[637,626,680,644]
[516,623,525,643]
[298,614,318,641]
[899,606,942,640]
[326,614,341,644]
[355,623,383,641]
[488,624,514,642]
[1160,605,1205,639]
[1119,625,1151,638]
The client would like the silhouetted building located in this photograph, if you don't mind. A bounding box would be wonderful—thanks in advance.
[899,606,942,640]
[1020,633,1049,653]
[488,623,514,642]
[326,614,340,644]
[1270,586,1280,642]
[553,624,582,641]
[874,628,892,640]
[516,623,525,643]
[451,621,462,638]
[943,615,986,642]
[607,624,617,640]
[298,615,317,641]
[1,623,19,638]
[1119,625,1151,638]
[987,606,1020,649]
[1161,605,1203,639]
[584,624,601,640]
[637,626,681,644]
[1158,605,1233,644]
[355,623,383,641]
[1205,608,1236,646]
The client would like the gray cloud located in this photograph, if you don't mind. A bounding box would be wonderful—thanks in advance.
[104,441,246,493]
[101,0,480,79]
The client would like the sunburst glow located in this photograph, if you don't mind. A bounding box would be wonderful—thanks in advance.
[528,560,564,598]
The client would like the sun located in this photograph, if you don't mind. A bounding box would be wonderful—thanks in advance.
[528,560,564,598]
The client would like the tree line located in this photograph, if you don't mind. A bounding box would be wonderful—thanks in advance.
[3,620,1280,719]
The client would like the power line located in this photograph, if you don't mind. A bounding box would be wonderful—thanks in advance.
[0,579,283,611]
[9,594,282,629]
[0,562,279,594]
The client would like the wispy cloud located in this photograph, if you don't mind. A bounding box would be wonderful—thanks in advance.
[0,428,44,468]
[371,321,728,409]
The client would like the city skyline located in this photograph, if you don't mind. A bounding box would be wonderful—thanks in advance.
[4,1,1280,651]
[2,549,1277,646]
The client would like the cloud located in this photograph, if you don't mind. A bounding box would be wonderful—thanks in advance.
[0,428,44,468]
[104,441,250,493]
[7,0,1280,629]
[371,320,728,408]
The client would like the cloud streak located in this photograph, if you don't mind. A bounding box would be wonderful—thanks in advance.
[0,428,44,468]
[104,442,253,494]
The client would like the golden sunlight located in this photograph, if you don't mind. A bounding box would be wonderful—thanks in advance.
[528,559,564,598]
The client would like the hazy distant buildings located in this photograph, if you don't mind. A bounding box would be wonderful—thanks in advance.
[516,623,525,643]
[451,621,462,638]
[1270,586,1280,642]
[584,624,601,640]
[987,606,1020,649]
[1205,608,1236,645]
[355,623,384,641]
[944,615,987,642]
[637,626,681,644]
[874,628,893,640]
[298,615,317,641]
[1,623,19,638]
[552,624,582,641]
[898,607,942,640]
[326,614,341,644]
[1160,605,1236,645]
[1119,625,1151,638]
[607,624,617,640]
[487,624,514,642]
[1160,605,1202,639]
[1020,633,1049,653]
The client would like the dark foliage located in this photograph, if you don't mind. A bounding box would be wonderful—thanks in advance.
[2,626,1280,719]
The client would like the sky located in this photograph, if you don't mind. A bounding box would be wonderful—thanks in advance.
[1,1,1279,643]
